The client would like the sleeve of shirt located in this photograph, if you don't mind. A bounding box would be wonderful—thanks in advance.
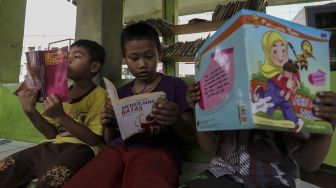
[173,78,191,113]
[84,89,107,136]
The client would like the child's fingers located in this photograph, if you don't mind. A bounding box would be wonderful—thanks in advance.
[315,96,336,106]
[317,91,336,98]
[313,111,336,122]
[152,114,177,126]
[314,105,336,116]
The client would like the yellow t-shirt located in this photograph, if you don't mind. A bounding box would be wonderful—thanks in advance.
[43,86,106,155]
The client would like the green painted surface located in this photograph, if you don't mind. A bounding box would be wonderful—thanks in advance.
[0,0,26,83]
[0,84,44,143]
[162,0,178,76]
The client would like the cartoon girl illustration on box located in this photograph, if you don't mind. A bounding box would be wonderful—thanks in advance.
[258,31,303,132]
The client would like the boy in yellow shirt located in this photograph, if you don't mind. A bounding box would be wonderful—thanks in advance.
[0,39,106,188]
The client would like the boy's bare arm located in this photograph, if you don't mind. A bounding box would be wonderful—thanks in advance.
[174,110,196,144]
[100,102,120,144]
[151,102,196,144]
[18,89,58,139]
[44,95,102,146]
[292,134,333,171]
[292,91,336,171]
[197,131,218,153]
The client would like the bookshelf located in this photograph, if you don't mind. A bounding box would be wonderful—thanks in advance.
[162,55,194,63]
[167,20,226,36]
[161,0,267,64]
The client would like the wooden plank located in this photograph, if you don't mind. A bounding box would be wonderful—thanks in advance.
[162,56,194,62]
[169,20,227,35]
[267,0,324,6]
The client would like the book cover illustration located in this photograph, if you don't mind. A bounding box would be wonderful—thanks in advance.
[195,9,332,134]
[103,77,167,139]
[15,47,69,102]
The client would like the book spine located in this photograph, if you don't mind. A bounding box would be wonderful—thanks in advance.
[38,51,47,101]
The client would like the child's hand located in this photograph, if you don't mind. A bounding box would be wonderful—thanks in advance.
[18,88,39,114]
[43,95,66,122]
[151,101,181,126]
[100,102,117,128]
[313,91,336,129]
[186,81,201,107]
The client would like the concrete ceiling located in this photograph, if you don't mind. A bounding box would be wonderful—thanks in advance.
[123,0,325,22]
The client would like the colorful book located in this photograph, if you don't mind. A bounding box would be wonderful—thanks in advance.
[103,77,167,139]
[195,9,332,134]
[15,47,69,102]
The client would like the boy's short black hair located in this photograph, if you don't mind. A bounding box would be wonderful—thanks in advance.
[70,39,105,66]
[121,22,161,54]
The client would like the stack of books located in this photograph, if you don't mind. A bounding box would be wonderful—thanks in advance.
[212,0,267,21]
[125,18,173,36]
[163,37,208,58]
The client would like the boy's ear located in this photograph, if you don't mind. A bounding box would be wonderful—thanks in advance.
[90,61,101,74]
[158,47,163,61]
[121,52,126,64]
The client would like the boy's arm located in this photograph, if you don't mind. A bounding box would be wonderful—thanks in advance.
[196,131,218,153]
[18,89,58,139]
[43,95,103,146]
[100,102,120,144]
[151,102,196,144]
[173,109,196,143]
[292,91,336,171]
[292,134,333,171]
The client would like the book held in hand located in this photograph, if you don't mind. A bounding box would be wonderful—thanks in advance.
[103,77,167,139]
[195,9,332,134]
[15,47,69,102]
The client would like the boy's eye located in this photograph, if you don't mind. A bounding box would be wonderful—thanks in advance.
[145,55,153,59]
[74,55,81,59]
[129,56,139,61]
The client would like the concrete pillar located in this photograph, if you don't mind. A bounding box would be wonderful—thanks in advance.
[75,0,103,43]
[162,0,178,76]
[0,0,27,83]
[75,0,123,83]
[101,0,123,82]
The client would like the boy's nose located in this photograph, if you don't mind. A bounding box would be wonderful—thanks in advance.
[68,57,73,64]
[138,58,147,67]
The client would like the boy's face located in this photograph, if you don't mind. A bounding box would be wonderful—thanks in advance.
[68,46,94,80]
[123,39,161,82]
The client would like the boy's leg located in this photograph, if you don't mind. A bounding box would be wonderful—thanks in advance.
[180,170,244,188]
[0,144,48,187]
[35,143,94,188]
[63,144,124,188]
[122,148,180,188]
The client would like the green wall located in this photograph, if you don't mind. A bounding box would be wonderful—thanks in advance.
[1,73,336,165]
[0,0,26,83]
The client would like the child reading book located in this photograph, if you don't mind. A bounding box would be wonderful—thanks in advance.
[0,39,106,188]
[182,81,336,188]
[64,22,195,188]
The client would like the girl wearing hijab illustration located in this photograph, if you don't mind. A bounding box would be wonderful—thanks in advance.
[259,31,303,132]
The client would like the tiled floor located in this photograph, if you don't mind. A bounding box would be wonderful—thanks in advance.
[0,138,36,160]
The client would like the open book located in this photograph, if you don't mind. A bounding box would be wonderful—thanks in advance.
[15,47,69,102]
[103,77,167,139]
[195,9,332,134]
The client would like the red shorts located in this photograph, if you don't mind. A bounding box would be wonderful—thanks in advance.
[64,144,179,188]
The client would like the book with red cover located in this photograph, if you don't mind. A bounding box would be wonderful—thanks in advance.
[15,47,69,102]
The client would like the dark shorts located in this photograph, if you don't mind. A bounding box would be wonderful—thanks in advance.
[0,142,94,188]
